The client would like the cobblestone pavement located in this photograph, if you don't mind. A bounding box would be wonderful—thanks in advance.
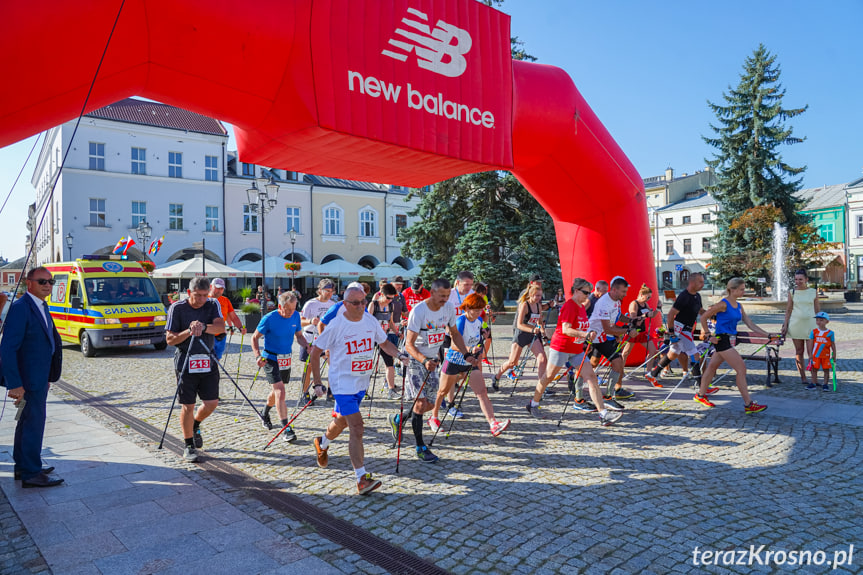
[50,303,863,573]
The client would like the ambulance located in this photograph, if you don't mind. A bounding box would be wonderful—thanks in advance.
[43,256,168,357]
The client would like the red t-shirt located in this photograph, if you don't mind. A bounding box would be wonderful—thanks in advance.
[403,287,430,312]
[550,299,589,354]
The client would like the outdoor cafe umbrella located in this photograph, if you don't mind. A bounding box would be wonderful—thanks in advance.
[369,262,417,281]
[151,256,247,278]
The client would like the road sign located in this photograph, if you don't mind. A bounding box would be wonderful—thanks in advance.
[757,278,767,283]
[675,264,682,271]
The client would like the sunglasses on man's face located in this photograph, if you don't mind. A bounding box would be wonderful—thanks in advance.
[34,278,56,286]
[344,299,365,306]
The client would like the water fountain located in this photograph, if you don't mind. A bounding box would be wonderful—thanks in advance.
[772,222,788,301]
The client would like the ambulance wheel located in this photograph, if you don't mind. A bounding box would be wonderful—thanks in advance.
[80,332,96,357]
[154,340,168,351]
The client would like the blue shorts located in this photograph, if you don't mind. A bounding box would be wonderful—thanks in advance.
[213,336,227,360]
[333,390,366,417]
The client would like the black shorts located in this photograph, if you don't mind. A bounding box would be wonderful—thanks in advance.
[441,360,476,376]
[513,330,537,348]
[263,358,291,385]
[379,333,399,368]
[715,333,736,352]
[300,346,311,363]
[591,340,621,362]
[177,370,220,405]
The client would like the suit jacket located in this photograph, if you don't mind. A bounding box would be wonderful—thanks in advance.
[0,294,63,391]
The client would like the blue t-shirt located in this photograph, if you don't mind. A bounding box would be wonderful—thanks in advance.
[257,310,302,360]
[321,301,345,325]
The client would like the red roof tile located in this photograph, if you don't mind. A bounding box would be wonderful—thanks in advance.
[86,98,227,136]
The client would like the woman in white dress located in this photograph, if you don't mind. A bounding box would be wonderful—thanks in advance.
[781,269,820,384]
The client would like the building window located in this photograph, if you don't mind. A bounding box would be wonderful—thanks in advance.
[89,198,106,227]
[132,201,146,228]
[703,237,711,253]
[818,223,835,242]
[285,171,298,181]
[856,215,863,238]
[682,215,691,224]
[169,203,184,230]
[702,212,711,222]
[359,209,376,237]
[243,205,258,232]
[286,207,300,234]
[205,206,219,232]
[324,207,342,236]
[395,214,407,236]
[683,239,692,254]
[89,142,105,171]
[665,240,673,255]
[665,217,673,226]
[242,162,255,177]
[205,155,218,181]
[131,147,146,175]
[168,152,183,178]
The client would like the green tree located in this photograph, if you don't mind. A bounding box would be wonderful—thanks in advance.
[704,44,808,283]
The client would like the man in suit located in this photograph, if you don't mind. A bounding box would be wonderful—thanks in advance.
[1,266,64,487]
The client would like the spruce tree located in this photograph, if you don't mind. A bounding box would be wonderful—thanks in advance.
[704,44,808,283]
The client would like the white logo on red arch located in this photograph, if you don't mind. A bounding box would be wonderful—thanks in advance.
[382,7,472,78]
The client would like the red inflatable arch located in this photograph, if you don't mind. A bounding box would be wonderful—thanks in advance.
[0,0,654,302]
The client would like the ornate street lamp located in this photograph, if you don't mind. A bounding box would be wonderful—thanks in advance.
[135,219,152,259]
[247,175,280,309]
[65,232,74,260]
[289,227,297,291]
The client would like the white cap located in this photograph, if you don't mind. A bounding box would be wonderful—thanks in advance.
[211,278,226,288]
[347,281,364,290]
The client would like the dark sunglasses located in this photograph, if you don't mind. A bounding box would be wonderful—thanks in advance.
[35,278,56,286]
[578,289,590,295]
[344,299,365,306]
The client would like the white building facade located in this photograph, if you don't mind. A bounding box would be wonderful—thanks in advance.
[654,193,719,289]
[847,177,863,286]
[31,98,229,266]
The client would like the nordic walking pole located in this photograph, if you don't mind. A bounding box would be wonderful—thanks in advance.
[443,370,473,440]
[395,364,434,473]
[661,344,712,405]
[234,330,245,400]
[429,367,472,446]
[832,358,838,392]
[394,367,408,473]
[158,335,196,449]
[197,339,265,422]
[509,333,538,397]
[624,342,669,379]
[265,396,314,449]
[233,366,262,422]
[366,346,382,418]
[434,336,486,443]
[557,343,591,426]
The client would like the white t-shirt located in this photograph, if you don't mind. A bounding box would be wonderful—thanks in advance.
[313,313,387,395]
[447,288,475,317]
[301,298,335,341]
[588,293,621,341]
[407,300,457,358]
[445,314,482,365]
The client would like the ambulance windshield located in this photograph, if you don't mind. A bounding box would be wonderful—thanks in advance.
[84,277,161,305]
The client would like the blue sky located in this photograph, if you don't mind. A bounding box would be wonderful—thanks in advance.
[0,0,860,259]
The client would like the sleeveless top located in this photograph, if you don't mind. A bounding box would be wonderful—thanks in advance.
[788,288,817,340]
[632,300,651,333]
[714,298,742,335]
[370,300,394,333]
[518,302,542,334]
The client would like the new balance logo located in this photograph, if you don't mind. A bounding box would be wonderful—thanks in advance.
[382,7,472,78]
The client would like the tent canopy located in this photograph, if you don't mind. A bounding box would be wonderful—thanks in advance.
[152,257,247,279]
[232,257,319,278]
[314,259,373,279]
[369,262,416,281]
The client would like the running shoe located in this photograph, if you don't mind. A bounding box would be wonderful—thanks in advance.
[704,386,720,395]
[572,399,598,412]
[183,445,198,463]
[645,375,663,388]
[744,401,767,414]
[603,397,625,411]
[314,436,328,468]
[806,382,817,390]
[416,446,439,463]
[428,417,442,432]
[525,402,543,419]
[301,391,315,406]
[600,410,623,426]
[661,367,674,377]
[283,426,298,443]
[614,388,635,400]
[261,411,273,430]
[822,384,831,392]
[490,419,510,437]
[387,388,400,400]
[543,388,557,397]
[357,473,382,495]
[689,364,701,377]
[693,394,715,408]
[492,377,501,392]
[387,413,401,443]
[193,428,203,448]
[448,407,465,419]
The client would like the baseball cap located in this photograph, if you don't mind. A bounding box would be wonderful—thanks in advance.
[393,275,404,284]
[412,277,423,290]
[211,278,226,289]
[529,273,543,282]
[814,311,830,320]
[347,281,364,290]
